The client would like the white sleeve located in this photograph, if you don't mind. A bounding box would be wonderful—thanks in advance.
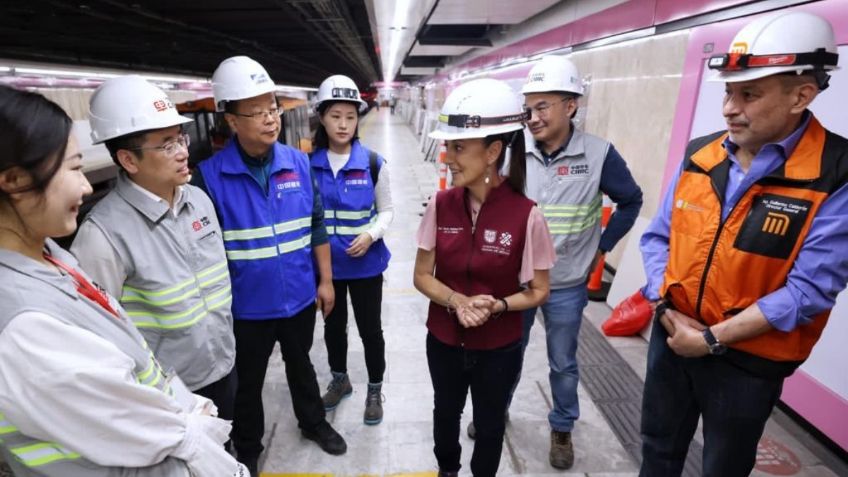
[0,312,239,475]
[367,162,395,241]
[71,221,126,298]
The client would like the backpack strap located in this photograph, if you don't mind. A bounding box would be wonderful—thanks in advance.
[369,149,380,186]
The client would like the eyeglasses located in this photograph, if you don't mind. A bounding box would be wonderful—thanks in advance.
[524,96,573,118]
[231,108,283,121]
[129,133,190,157]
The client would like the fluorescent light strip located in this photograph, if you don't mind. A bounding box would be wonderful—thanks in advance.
[3,64,310,91]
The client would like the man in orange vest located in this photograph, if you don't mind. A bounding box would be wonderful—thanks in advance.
[639,10,847,476]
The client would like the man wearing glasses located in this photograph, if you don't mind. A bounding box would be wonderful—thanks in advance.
[72,76,238,430]
[190,56,344,475]
[507,55,642,469]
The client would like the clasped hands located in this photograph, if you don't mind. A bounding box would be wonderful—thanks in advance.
[654,303,711,358]
[448,293,504,328]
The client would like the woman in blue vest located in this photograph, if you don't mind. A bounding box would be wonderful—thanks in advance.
[413,79,555,477]
[311,74,393,425]
[0,88,245,476]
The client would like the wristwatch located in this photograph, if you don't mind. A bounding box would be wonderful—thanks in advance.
[702,327,727,355]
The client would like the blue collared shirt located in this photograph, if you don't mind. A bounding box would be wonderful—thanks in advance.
[640,112,848,332]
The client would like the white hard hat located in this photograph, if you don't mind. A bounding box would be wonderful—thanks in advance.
[429,78,528,141]
[521,55,584,96]
[89,75,192,145]
[316,74,367,111]
[708,11,839,84]
[212,56,276,112]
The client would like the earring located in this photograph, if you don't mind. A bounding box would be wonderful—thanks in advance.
[484,173,490,184]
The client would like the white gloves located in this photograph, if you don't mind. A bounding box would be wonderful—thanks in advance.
[174,413,243,477]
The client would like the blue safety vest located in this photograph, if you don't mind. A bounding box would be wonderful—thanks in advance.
[198,139,316,319]
[311,140,390,280]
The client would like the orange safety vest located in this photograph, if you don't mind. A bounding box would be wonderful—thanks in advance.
[662,117,848,362]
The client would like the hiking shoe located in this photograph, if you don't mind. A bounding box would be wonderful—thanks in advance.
[301,421,347,455]
[467,410,509,439]
[549,430,574,469]
[322,372,352,411]
[364,382,384,425]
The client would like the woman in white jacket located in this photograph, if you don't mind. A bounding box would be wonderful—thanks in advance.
[0,86,247,477]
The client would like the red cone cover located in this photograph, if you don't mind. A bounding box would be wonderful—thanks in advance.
[602,290,653,337]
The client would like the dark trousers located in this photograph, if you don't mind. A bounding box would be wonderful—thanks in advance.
[426,333,522,477]
[231,303,326,460]
[324,274,386,383]
[639,321,784,477]
[195,367,238,422]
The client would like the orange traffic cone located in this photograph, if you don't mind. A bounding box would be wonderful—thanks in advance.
[588,195,613,301]
[438,142,448,191]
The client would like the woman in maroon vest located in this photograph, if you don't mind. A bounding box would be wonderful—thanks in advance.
[414,78,555,477]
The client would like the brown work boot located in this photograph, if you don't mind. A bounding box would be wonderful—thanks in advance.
[549,430,574,469]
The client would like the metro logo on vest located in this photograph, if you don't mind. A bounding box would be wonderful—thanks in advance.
[734,193,811,259]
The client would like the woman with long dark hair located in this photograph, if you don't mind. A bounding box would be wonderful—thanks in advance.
[311,75,393,425]
[0,85,244,477]
[413,78,555,477]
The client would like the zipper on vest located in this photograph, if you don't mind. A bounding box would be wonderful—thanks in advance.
[695,179,729,319]
[461,197,484,349]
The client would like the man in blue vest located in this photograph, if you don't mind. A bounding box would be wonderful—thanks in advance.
[191,56,345,475]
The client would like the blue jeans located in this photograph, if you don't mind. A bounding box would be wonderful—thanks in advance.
[514,284,588,432]
[639,319,784,476]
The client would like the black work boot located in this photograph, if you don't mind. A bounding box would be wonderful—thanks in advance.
[322,371,352,411]
[301,421,347,455]
[549,429,575,469]
[363,382,384,425]
[437,471,459,477]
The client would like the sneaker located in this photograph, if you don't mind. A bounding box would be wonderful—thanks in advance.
[467,410,509,440]
[302,421,347,455]
[549,430,574,469]
[364,382,384,425]
[322,372,352,411]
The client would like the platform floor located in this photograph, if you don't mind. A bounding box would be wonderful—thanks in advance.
[251,108,848,477]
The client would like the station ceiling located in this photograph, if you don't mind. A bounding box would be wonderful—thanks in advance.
[0,0,381,89]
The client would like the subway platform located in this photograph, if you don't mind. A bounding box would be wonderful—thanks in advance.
[2,107,841,477]
[249,107,848,477]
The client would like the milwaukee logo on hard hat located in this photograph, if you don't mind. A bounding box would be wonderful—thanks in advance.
[153,98,174,112]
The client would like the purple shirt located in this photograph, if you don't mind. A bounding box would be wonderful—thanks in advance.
[640,112,848,332]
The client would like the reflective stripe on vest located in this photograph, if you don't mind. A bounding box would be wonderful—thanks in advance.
[120,261,232,330]
[325,207,376,235]
[224,233,312,260]
[540,193,602,235]
[9,442,80,468]
[222,217,311,261]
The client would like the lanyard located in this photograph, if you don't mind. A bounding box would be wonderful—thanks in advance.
[43,254,120,318]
